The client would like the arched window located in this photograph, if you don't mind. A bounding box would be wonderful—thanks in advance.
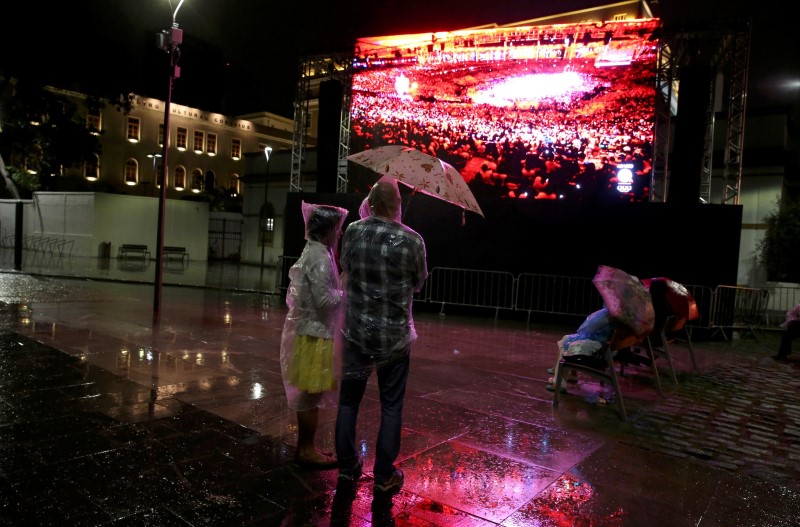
[84,154,100,181]
[174,166,186,190]
[229,174,240,195]
[154,161,164,188]
[191,168,203,193]
[204,170,216,193]
[124,159,138,185]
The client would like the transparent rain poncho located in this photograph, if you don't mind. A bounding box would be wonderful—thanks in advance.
[279,201,348,411]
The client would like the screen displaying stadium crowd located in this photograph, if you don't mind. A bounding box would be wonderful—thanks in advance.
[349,18,661,204]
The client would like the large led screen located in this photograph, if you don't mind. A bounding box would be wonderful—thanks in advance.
[349,18,661,204]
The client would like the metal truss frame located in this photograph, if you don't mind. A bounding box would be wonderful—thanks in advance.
[652,19,750,204]
[290,53,354,193]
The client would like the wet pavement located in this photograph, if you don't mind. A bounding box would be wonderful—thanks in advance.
[1,255,800,526]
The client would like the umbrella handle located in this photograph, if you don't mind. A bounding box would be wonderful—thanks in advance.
[402,189,417,222]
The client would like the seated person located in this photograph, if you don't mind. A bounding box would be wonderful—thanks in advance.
[546,306,637,391]
[774,303,800,360]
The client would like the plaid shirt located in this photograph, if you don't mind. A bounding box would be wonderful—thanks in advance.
[341,216,428,355]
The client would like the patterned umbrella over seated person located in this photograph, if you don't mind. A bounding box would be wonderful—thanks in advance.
[592,265,655,339]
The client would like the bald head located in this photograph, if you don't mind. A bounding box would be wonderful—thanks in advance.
[368,178,401,221]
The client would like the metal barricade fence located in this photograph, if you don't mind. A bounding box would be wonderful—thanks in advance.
[682,284,714,330]
[763,284,800,326]
[425,267,516,318]
[275,256,773,336]
[708,285,770,340]
[516,273,603,323]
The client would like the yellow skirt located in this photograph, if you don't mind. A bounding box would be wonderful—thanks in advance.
[289,334,337,393]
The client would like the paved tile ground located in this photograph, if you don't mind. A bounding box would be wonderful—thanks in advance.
[0,265,799,526]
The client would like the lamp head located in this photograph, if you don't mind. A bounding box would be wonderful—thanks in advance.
[264,146,273,161]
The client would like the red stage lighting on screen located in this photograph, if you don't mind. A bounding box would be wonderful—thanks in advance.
[349,18,661,204]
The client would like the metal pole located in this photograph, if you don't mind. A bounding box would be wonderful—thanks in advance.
[14,201,22,270]
[153,23,182,326]
[260,146,272,269]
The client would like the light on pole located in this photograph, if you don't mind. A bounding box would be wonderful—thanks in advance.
[153,0,185,326]
[260,146,273,269]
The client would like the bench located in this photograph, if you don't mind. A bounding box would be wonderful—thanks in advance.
[118,244,150,259]
[163,246,189,262]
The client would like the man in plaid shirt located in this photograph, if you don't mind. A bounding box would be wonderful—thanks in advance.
[335,178,428,494]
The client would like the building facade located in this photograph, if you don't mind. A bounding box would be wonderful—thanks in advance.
[54,87,296,200]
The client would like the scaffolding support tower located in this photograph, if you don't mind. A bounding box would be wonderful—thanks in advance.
[652,18,750,205]
[290,54,354,194]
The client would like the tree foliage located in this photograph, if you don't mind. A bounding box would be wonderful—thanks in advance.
[0,77,103,197]
[757,198,800,282]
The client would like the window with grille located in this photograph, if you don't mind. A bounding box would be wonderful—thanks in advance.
[174,166,186,190]
[87,109,101,135]
[193,130,205,153]
[191,168,204,193]
[84,154,100,180]
[124,158,138,185]
[126,117,140,143]
[207,133,217,156]
[154,161,164,188]
[177,127,188,150]
[231,138,241,160]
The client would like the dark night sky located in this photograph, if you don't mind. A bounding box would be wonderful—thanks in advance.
[2,0,797,118]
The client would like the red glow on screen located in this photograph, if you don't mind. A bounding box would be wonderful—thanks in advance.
[349,18,660,203]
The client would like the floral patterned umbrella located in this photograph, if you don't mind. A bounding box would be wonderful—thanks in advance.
[347,145,484,218]
[592,265,655,338]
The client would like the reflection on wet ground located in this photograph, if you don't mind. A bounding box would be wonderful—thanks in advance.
[1,260,800,526]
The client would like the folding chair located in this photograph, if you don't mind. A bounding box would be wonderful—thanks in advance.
[617,335,665,395]
[552,329,629,421]
[646,315,698,382]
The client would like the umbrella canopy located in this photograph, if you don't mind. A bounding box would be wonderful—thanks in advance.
[642,277,700,321]
[592,265,655,338]
[346,145,484,218]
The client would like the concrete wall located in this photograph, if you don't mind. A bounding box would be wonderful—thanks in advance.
[730,172,783,286]
[0,193,209,260]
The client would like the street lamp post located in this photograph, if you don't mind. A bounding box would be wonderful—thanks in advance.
[260,146,272,269]
[153,0,185,326]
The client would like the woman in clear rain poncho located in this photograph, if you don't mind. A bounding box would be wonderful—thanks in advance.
[280,201,348,468]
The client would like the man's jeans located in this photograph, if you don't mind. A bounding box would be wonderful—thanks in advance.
[335,345,410,481]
